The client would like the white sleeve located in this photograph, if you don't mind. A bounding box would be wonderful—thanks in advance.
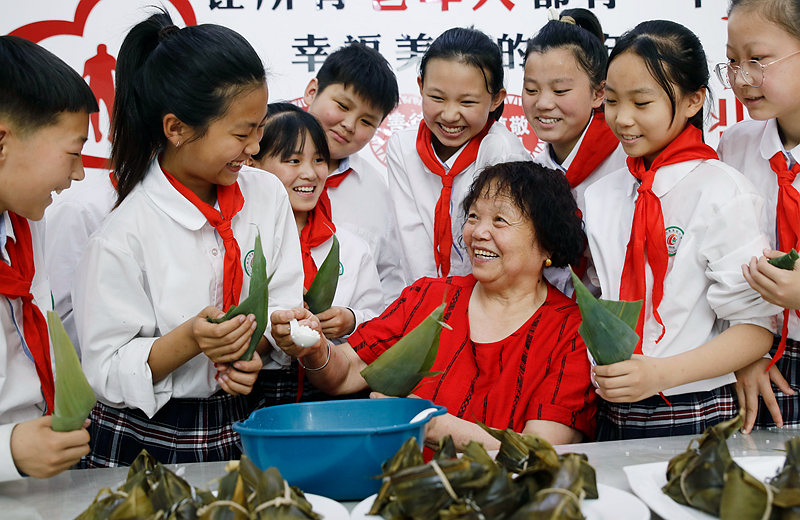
[73,236,169,418]
[0,423,22,482]
[374,193,407,306]
[262,185,305,368]
[344,242,384,333]
[702,190,780,331]
[386,134,422,285]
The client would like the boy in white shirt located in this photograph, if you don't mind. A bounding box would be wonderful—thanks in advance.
[303,43,406,306]
[0,35,96,480]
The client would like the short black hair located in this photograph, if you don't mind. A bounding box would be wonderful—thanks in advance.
[462,161,585,267]
[0,35,98,136]
[315,43,399,120]
[253,102,330,164]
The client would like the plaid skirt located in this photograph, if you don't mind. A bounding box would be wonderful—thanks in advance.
[82,390,250,468]
[754,335,800,429]
[596,384,738,441]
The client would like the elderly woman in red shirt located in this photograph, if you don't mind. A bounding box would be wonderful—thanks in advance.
[272,161,596,450]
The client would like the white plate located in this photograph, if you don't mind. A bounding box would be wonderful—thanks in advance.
[350,484,649,520]
[623,456,784,520]
[307,493,350,520]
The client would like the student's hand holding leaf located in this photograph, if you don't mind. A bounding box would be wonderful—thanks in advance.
[193,306,256,364]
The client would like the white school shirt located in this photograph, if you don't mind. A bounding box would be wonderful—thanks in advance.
[309,227,383,336]
[327,152,406,307]
[44,169,116,355]
[718,118,800,340]
[533,121,627,295]
[584,159,779,395]
[387,121,532,282]
[532,122,628,216]
[73,163,303,418]
[0,214,51,482]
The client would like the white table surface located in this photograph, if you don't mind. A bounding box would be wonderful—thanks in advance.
[0,428,796,519]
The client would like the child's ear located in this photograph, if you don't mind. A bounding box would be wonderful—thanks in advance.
[162,114,185,148]
[303,78,319,106]
[684,89,706,119]
[591,80,606,110]
[0,123,11,164]
[490,88,507,112]
[417,75,424,95]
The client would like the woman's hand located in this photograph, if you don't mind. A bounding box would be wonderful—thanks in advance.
[743,249,800,309]
[10,417,90,478]
[316,306,356,339]
[735,357,794,433]
[270,308,329,366]
[215,356,263,396]
[593,355,665,402]
[192,306,256,364]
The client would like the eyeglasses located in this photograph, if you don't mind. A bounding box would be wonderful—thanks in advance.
[714,50,800,88]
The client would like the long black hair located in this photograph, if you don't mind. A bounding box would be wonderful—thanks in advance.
[253,102,330,165]
[111,9,265,205]
[608,20,709,132]
[420,27,506,121]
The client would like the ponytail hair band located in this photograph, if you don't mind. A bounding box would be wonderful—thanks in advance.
[546,7,576,25]
[158,24,180,42]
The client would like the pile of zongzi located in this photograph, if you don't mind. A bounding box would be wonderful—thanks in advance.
[662,414,800,519]
[75,450,321,520]
[368,425,598,519]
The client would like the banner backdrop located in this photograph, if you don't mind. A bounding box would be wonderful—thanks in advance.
[1,0,740,173]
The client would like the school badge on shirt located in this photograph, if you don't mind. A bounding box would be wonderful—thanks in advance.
[665,226,684,257]
[244,249,255,276]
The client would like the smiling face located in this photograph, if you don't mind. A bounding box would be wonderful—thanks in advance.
[253,130,329,219]
[418,58,505,163]
[604,52,703,167]
[164,84,269,204]
[726,8,800,145]
[522,47,605,163]
[463,185,548,290]
[304,80,383,167]
[0,111,89,220]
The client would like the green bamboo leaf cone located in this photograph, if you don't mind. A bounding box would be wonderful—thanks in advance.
[46,311,96,432]
[304,234,340,314]
[207,232,269,361]
[569,270,642,366]
[360,302,448,396]
[768,248,799,270]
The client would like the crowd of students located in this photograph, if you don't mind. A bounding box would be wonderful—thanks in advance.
[2,0,800,481]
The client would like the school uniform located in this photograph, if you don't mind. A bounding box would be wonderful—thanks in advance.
[533,111,627,295]
[44,169,116,355]
[0,215,52,481]
[73,162,303,466]
[584,128,779,439]
[325,152,406,306]
[719,118,800,428]
[387,121,531,282]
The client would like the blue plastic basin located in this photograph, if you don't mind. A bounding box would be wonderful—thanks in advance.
[233,398,446,500]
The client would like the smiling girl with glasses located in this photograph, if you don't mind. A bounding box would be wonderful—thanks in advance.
[717,0,800,435]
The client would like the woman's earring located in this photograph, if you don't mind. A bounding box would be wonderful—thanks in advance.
[176,140,181,148]
[545,258,552,267]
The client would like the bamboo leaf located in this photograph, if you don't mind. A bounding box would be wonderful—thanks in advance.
[570,270,641,366]
[360,302,446,396]
[304,234,340,314]
[47,311,96,432]
[207,232,270,361]
[769,249,799,270]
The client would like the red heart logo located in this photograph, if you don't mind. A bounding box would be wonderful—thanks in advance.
[8,0,198,168]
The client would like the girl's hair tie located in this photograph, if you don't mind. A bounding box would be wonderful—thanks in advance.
[547,7,576,25]
[158,25,180,42]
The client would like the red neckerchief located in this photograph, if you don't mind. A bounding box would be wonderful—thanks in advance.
[620,125,718,354]
[300,206,336,290]
[767,152,800,369]
[325,167,352,189]
[416,119,493,277]
[0,213,54,413]
[162,167,245,311]
[565,110,620,188]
